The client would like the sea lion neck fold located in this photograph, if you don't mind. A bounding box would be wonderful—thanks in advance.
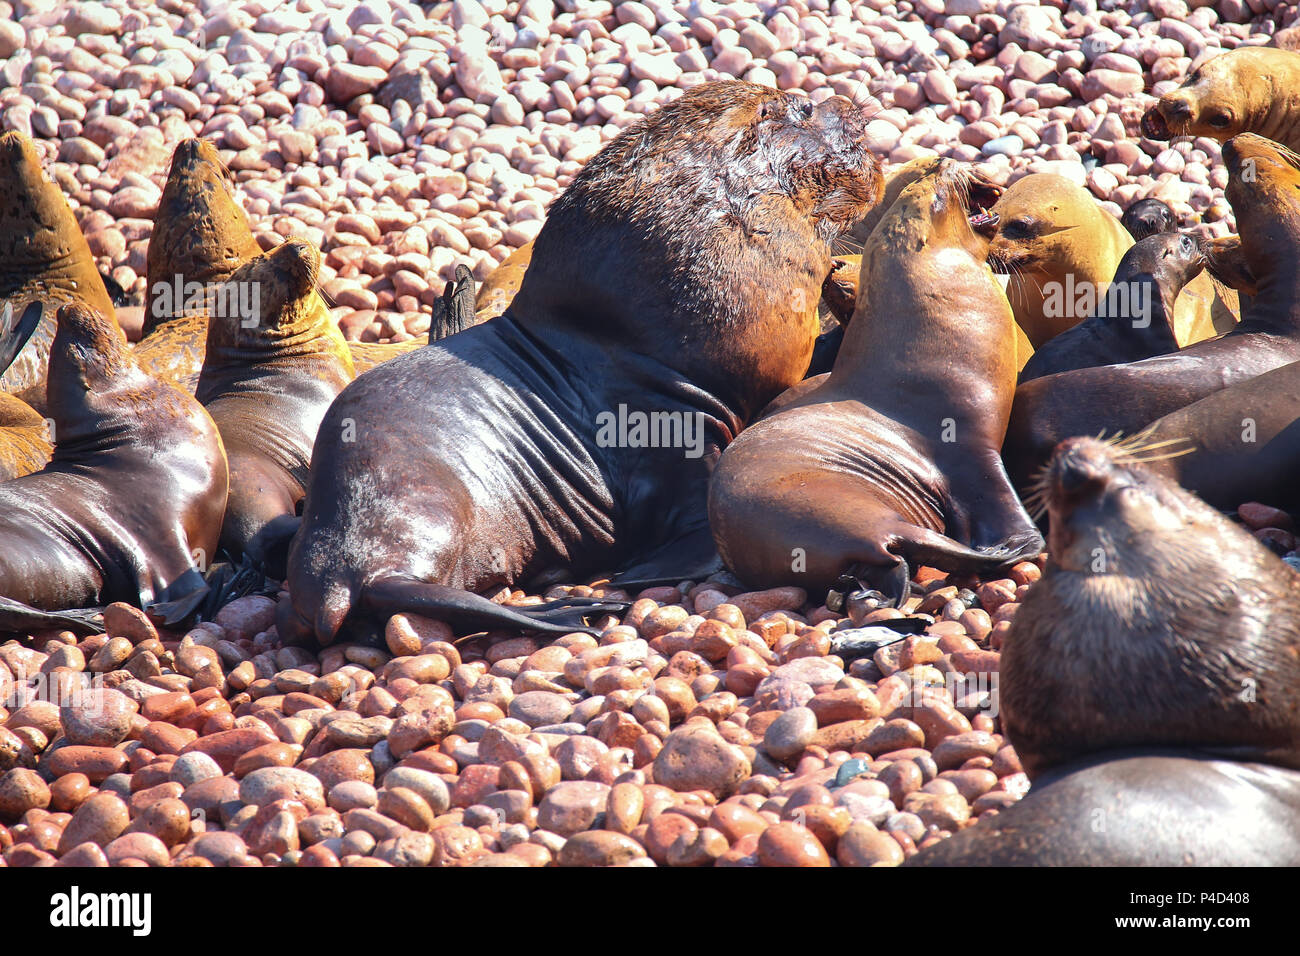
[512,81,881,421]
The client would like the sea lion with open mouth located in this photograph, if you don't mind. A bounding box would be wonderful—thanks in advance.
[1004,134,1300,488]
[0,303,227,634]
[0,131,117,413]
[708,159,1041,605]
[1141,47,1300,152]
[280,81,884,645]
[907,436,1300,866]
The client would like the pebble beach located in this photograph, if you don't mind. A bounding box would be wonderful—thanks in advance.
[0,0,1294,869]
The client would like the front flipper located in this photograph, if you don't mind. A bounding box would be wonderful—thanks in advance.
[0,597,103,635]
[609,526,726,591]
[364,576,626,637]
[429,264,476,342]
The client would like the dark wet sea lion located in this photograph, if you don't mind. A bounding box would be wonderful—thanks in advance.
[1141,47,1300,151]
[708,160,1042,604]
[281,80,884,645]
[0,392,52,481]
[1138,358,1300,512]
[908,436,1300,865]
[1017,232,1205,383]
[1119,197,1176,241]
[0,131,116,412]
[195,239,353,562]
[0,303,227,633]
[985,173,1233,350]
[1005,134,1300,487]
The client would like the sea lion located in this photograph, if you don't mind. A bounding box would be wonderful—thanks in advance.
[280,81,884,645]
[707,160,1042,603]
[1135,358,1300,512]
[1017,232,1205,383]
[0,131,117,412]
[984,173,1233,349]
[0,302,227,634]
[1141,47,1300,151]
[474,240,533,320]
[195,239,353,562]
[1005,134,1300,486]
[1119,197,1177,241]
[0,392,52,482]
[908,436,1300,865]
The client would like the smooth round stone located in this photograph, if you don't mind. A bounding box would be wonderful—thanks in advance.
[763,706,817,762]
[59,691,137,749]
[756,822,832,867]
[558,830,647,866]
[508,691,573,728]
[238,767,325,810]
[834,758,872,787]
[379,767,450,814]
[310,749,375,790]
[653,724,751,799]
[169,752,222,788]
[536,780,611,836]
[837,822,905,866]
[56,792,129,856]
[981,134,1023,157]
[0,768,51,819]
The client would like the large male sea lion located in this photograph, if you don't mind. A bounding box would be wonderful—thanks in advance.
[195,239,353,562]
[280,81,885,645]
[1141,46,1300,151]
[1017,232,1205,382]
[1004,134,1300,486]
[0,131,117,412]
[908,436,1300,865]
[984,173,1233,349]
[0,303,227,634]
[707,160,1042,602]
[0,392,52,482]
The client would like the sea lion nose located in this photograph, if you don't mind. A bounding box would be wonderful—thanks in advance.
[1054,446,1108,497]
[1166,99,1193,122]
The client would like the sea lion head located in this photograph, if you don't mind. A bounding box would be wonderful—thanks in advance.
[46,302,138,426]
[1220,133,1300,298]
[1119,198,1177,241]
[147,138,262,334]
[0,131,100,285]
[982,173,1106,276]
[847,154,960,246]
[512,80,884,417]
[1112,231,1206,307]
[1140,48,1287,142]
[862,158,1003,273]
[209,238,321,345]
[1005,435,1300,776]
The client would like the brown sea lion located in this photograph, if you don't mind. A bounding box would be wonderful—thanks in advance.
[984,173,1234,349]
[1119,197,1177,241]
[0,303,227,634]
[195,239,353,562]
[0,131,117,412]
[474,240,533,320]
[707,160,1042,603]
[1141,46,1300,151]
[280,81,884,645]
[908,436,1300,865]
[1136,358,1300,513]
[1017,232,1206,382]
[1004,134,1300,487]
[0,392,52,482]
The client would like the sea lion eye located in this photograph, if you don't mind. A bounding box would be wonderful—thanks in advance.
[1002,218,1034,239]
[1207,112,1232,129]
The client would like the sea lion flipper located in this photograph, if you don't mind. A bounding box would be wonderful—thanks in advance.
[362,576,609,636]
[0,596,103,636]
[0,302,46,377]
[429,265,476,343]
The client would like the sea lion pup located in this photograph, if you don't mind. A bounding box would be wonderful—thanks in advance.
[984,173,1233,349]
[1141,46,1300,151]
[707,160,1042,603]
[280,81,884,645]
[195,239,353,562]
[1017,232,1205,383]
[1119,197,1176,241]
[0,131,117,412]
[0,392,52,481]
[1005,133,1300,487]
[908,437,1300,866]
[0,303,227,634]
